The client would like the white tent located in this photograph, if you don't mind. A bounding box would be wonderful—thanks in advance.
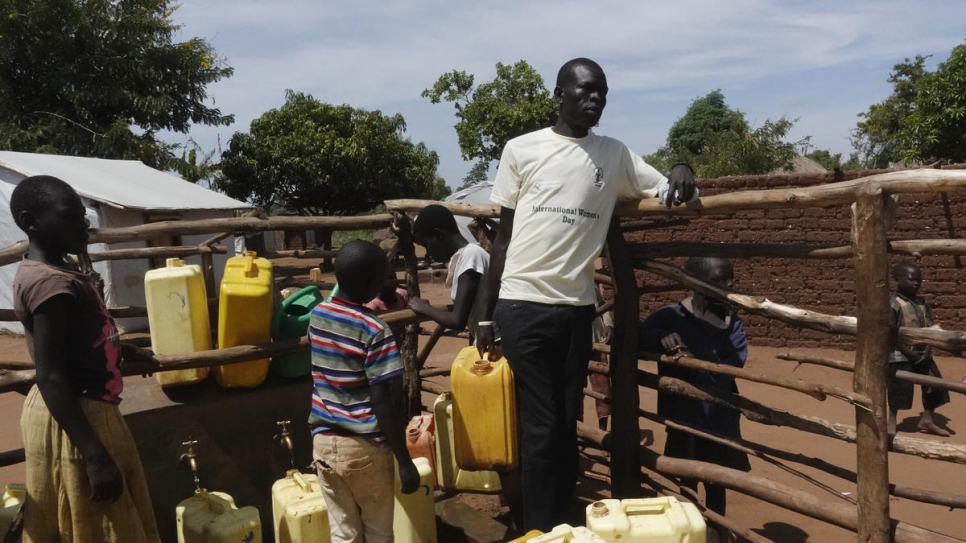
[0,151,251,334]
[443,180,495,243]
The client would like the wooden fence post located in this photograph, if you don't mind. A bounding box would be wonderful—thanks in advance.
[605,218,641,497]
[852,188,892,543]
[392,211,423,418]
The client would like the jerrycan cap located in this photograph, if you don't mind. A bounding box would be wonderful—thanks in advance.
[166,258,185,268]
[471,359,493,375]
[591,501,610,517]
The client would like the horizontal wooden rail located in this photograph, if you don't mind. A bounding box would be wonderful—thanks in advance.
[637,369,966,464]
[618,169,966,217]
[632,239,966,259]
[638,258,966,351]
[777,352,966,395]
[577,425,959,543]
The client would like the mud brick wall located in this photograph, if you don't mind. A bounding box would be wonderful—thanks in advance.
[629,166,966,350]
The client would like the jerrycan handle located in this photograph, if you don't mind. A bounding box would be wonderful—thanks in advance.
[205,491,234,514]
[242,251,258,277]
[623,499,670,515]
[293,472,315,493]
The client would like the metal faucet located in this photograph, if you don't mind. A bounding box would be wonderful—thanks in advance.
[179,439,201,491]
[275,420,295,468]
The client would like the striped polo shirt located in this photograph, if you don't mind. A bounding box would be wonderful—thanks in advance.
[307,296,403,445]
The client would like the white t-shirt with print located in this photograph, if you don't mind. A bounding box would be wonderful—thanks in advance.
[491,127,668,306]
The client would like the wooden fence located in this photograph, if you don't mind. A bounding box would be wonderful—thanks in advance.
[1,168,966,542]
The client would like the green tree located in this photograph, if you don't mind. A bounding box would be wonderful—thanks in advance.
[804,149,862,171]
[423,60,557,168]
[218,91,446,216]
[649,91,804,177]
[0,0,232,172]
[458,161,490,191]
[666,89,747,155]
[851,56,927,168]
[899,44,966,164]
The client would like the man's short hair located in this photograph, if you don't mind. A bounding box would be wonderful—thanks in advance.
[413,204,459,238]
[556,58,604,88]
[10,175,77,231]
[335,239,389,296]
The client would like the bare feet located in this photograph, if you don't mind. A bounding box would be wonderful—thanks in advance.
[917,421,951,437]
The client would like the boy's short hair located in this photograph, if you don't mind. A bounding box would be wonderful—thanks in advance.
[10,175,77,231]
[336,240,389,297]
[892,261,919,279]
[413,204,459,238]
[684,256,720,280]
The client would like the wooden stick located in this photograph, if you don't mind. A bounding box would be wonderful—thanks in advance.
[660,353,872,408]
[632,238,966,259]
[384,199,499,219]
[592,344,871,408]
[578,426,961,543]
[582,386,966,510]
[260,248,339,260]
[778,351,966,395]
[637,370,966,464]
[0,448,24,468]
[616,169,966,217]
[637,258,966,352]
[580,446,776,543]
[605,218,642,497]
[88,244,227,262]
[417,325,446,368]
[197,207,262,247]
[392,211,423,419]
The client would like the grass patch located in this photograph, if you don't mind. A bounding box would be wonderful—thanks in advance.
[332,229,376,247]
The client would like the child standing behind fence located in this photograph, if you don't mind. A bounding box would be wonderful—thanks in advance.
[308,239,419,543]
[11,175,161,543]
[888,262,951,436]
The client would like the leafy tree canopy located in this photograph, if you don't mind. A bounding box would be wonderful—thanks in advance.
[899,44,966,164]
[218,91,449,216]
[0,0,232,174]
[646,90,805,177]
[423,60,557,179]
[804,149,862,171]
[851,55,927,168]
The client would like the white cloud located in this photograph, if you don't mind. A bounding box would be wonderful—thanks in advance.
[167,0,966,185]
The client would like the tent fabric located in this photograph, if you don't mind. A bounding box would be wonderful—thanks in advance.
[0,153,250,334]
[0,151,247,211]
[443,180,495,243]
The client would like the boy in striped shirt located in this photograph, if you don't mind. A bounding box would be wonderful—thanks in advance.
[309,240,419,543]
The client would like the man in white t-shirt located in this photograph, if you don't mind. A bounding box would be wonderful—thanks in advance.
[408,204,489,340]
[479,58,698,531]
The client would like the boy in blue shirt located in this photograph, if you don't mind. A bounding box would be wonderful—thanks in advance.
[639,256,750,526]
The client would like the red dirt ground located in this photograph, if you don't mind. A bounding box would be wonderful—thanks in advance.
[2,261,964,541]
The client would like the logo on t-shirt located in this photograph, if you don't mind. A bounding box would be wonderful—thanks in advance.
[593,166,604,188]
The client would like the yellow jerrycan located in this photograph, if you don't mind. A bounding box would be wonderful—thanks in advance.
[0,483,25,536]
[217,251,273,388]
[528,524,607,542]
[393,456,437,543]
[176,488,262,543]
[450,346,518,471]
[272,469,329,543]
[586,498,706,543]
[432,393,501,493]
[144,258,211,387]
[509,530,546,542]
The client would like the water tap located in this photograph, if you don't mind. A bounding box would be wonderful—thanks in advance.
[275,421,295,468]
[179,439,201,491]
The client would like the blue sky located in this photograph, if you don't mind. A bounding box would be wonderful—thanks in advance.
[168,0,966,189]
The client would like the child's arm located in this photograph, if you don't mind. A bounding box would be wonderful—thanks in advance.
[408,270,481,330]
[32,294,123,502]
[370,375,419,494]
